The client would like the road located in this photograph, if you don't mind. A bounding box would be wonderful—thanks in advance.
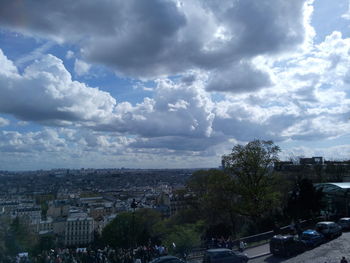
[244,243,270,258]
[249,232,350,263]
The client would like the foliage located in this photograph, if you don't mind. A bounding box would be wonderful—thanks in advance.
[186,169,239,236]
[32,234,55,255]
[222,140,281,219]
[285,178,324,220]
[5,217,38,255]
[164,222,203,258]
[40,202,49,219]
[325,164,347,182]
[102,209,161,248]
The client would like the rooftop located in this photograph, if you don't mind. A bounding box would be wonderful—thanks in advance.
[315,183,350,194]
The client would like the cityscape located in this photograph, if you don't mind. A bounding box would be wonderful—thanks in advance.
[1,153,350,262]
[1,0,350,262]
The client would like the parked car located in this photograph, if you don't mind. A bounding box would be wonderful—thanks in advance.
[315,221,342,239]
[269,235,306,257]
[149,256,186,263]
[300,229,325,248]
[338,218,350,231]
[203,248,249,263]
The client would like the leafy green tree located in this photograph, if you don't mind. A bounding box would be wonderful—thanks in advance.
[5,217,38,255]
[222,140,281,219]
[165,222,203,258]
[102,209,161,248]
[285,178,324,220]
[187,169,239,236]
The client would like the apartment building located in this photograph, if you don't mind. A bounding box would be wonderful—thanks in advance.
[64,214,94,246]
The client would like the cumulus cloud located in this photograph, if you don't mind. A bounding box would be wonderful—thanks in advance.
[1,3,350,169]
[0,128,223,170]
[211,30,350,144]
[0,0,312,92]
[0,50,217,152]
[1,28,350,156]
[97,79,215,139]
[0,50,116,124]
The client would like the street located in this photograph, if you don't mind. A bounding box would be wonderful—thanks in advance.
[249,232,350,263]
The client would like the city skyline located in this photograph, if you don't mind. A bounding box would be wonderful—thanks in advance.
[0,0,350,170]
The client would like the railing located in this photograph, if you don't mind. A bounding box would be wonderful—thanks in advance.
[187,217,324,262]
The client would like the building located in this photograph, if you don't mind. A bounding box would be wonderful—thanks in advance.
[315,182,350,217]
[300,157,323,165]
[64,214,94,246]
[0,201,20,214]
[37,217,54,233]
[47,200,70,218]
[13,207,41,222]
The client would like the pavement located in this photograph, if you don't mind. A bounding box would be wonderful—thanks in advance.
[249,232,350,263]
[187,243,271,263]
[244,243,271,259]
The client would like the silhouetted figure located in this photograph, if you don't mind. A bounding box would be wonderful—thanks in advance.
[273,222,281,235]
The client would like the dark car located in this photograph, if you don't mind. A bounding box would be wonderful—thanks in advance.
[203,248,249,263]
[315,221,342,239]
[300,229,325,248]
[270,235,306,257]
[149,256,186,263]
[338,218,350,231]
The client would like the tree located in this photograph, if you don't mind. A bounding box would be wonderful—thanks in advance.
[4,217,38,255]
[325,163,346,182]
[102,209,161,248]
[186,169,239,237]
[222,140,281,219]
[285,178,324,220]
[165,223,203,258]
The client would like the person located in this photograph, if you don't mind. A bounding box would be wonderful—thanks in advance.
[295,220,302,238]
[341,257,348,263]
[238,240,246,252]
[273,222,281,235]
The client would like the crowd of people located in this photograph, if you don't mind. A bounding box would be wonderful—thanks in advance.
[8,244,169,263]
[206,236,246,251]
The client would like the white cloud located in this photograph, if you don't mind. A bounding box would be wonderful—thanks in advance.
[342,0,350,20]
[96,78,215,141]
[0,117,9,127]
[1,31,350,157]
[15,41,54,66]
[17,121,28,126]
[1,0,350,168]
[66,50,75,60]
[0,50,116,125]
[0,127,223,170]
[282,144,350,161]
[74,59,91,76]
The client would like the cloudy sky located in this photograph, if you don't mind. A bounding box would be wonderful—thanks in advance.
[0,0,349,170]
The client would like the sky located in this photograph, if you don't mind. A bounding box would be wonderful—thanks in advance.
[0,0,349,170]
